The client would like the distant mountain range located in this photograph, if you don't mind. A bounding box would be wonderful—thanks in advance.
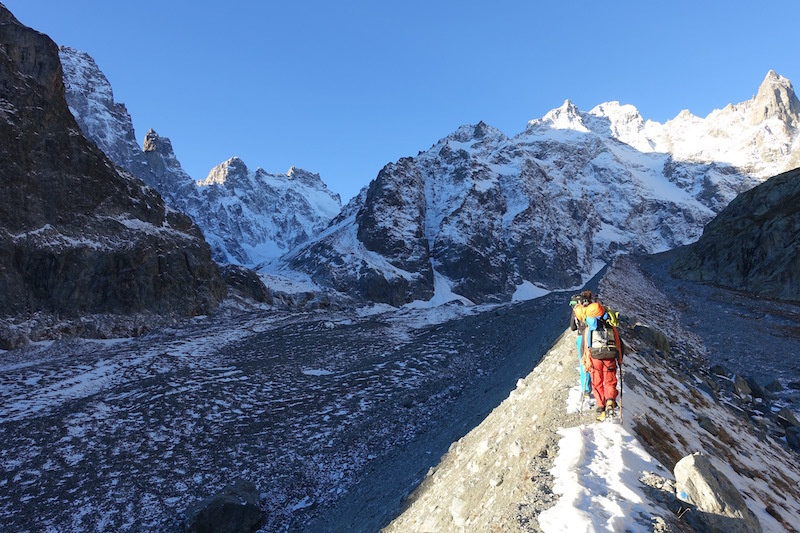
[59,46,341,268]
[285,74,799,304]
[57,43,800,307]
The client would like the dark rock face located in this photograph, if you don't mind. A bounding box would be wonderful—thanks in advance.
[670,167,800,302]
[0,7,226,319]
[355,158,435,301]
[221,264,272,304]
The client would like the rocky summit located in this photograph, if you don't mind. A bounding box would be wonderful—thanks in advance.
[0,7,226,341]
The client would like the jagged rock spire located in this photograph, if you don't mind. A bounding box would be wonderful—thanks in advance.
[749,70,800,128]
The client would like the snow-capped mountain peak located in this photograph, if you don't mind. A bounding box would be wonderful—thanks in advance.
[197,156,248,187]
[528,99,589,133]
[59,47,343,268]
[189,157,342,265]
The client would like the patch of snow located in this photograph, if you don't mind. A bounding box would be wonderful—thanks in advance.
[404,268,474,309]
[539,421,667,533]
[302,368,334,377]
[512,281,550,301]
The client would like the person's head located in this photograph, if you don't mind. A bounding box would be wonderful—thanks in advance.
[579,290,592,306]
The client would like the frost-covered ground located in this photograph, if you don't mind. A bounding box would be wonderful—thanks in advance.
[0,291,571,532]
[3,252,799,532]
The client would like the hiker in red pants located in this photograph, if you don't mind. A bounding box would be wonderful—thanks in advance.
[574,296,624,421]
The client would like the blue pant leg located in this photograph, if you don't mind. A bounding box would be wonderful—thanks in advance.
[576,335,591,393]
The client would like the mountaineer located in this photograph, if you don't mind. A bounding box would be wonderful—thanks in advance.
[569,291,592,397]
[573,293,624,421]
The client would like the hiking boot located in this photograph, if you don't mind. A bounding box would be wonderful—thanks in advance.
[606,400,617,412]
[595,406,605,413]
[596,410,607,422]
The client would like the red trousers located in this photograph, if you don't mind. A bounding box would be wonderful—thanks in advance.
[589,357,618,408]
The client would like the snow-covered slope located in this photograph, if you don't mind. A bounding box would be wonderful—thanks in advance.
[584,70,800,176]
[58,47,341,268]
[288,72,799,305]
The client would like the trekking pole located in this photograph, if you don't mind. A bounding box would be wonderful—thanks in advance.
[618,355,624,424]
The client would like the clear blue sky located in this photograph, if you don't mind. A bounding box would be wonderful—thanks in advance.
[5,1,799,202]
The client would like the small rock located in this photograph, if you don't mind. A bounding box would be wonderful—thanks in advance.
[697,415,718,436]
[489,475,504,487]
[765,379,783,393]
[450,497,467,527]
[776,408,800,429]
[183,479,262,533]
[710,364,729,377]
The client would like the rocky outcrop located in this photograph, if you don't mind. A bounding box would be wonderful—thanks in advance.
[674,453,763,533]
[748,70,800,129]
[0,7,226,323]
[221,264,272,305]
[670,167,800,301]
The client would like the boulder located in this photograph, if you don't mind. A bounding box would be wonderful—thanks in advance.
[734,376,753,397]
[632,324,671,355]
[710,364,730,377]
[674,453,762,533]
[744,377,768,399]
[775,408,800,429]
[764,379,783,393]
[183,479,262,533]
[785,427,800,452]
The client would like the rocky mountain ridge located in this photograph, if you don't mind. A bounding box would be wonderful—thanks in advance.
[58,46,341,268]
[0,6,226,347]
[287,72,799,305]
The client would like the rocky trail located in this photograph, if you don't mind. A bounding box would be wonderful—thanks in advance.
[384,255,800,532]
